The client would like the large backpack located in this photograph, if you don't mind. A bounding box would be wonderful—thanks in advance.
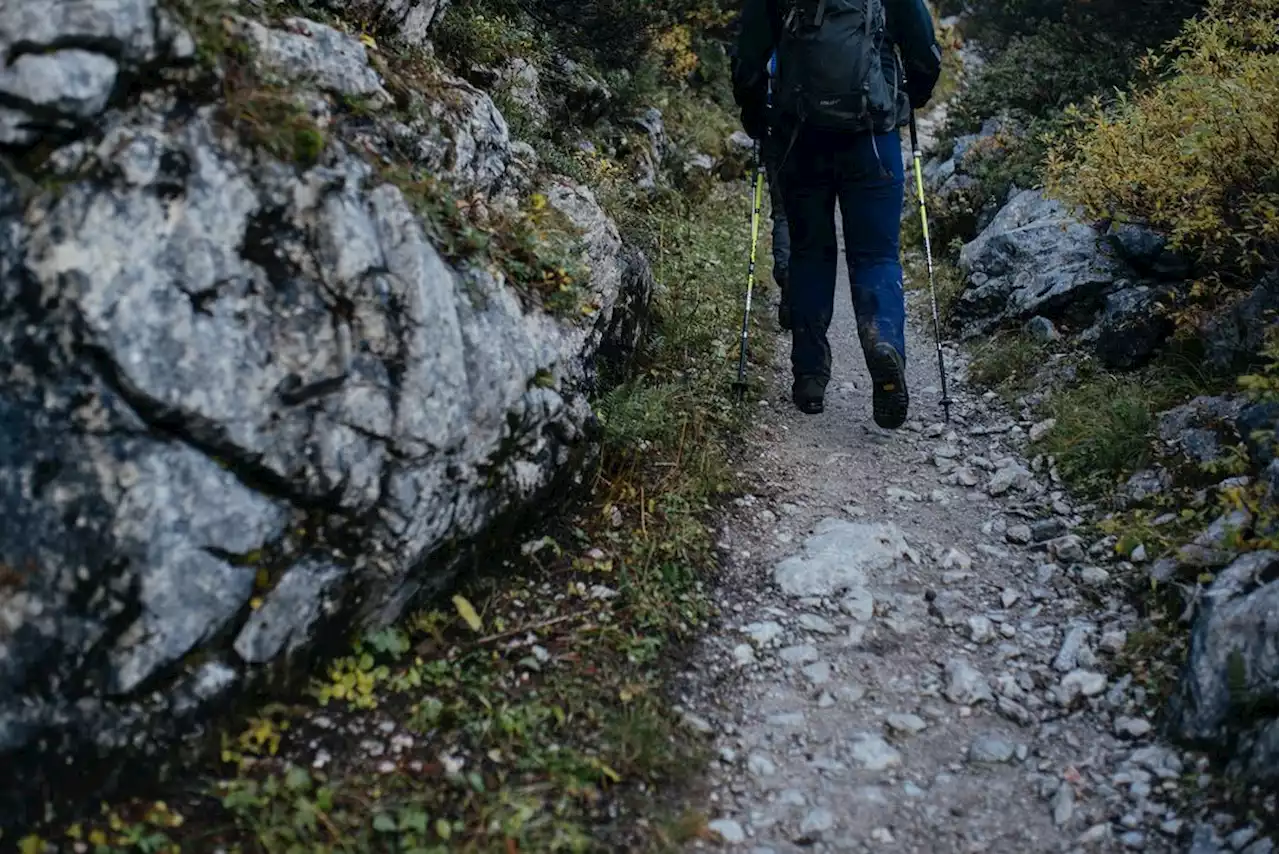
[773,0,894,133]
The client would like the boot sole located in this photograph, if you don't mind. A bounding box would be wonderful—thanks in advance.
[867,343,909,429]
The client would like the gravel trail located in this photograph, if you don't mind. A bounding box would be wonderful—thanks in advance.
[673,119,1234,852]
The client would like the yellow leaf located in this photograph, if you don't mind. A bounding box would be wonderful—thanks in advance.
[359,33,377,49]
[452,594,483,632]
[19,835,44,854]
[598,763,621,783]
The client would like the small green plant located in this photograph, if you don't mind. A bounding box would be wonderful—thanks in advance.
[965,331,1051,401]
[1031,362,1207,492]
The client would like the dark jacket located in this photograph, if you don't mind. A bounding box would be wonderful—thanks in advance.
[733,0,942,136]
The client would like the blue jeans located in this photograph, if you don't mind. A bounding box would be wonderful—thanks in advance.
[779,127,905,389]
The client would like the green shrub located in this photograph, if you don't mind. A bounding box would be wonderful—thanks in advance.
[1033,361,1208,491]
[946,24,1133,135]
[961,0,1206,54]
[1045,0,1279,315]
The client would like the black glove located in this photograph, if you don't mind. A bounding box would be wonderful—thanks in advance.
[905,48,943,110]
[906,72,939,110]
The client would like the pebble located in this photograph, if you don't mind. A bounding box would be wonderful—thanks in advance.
[1031,518,1067,542]
[802,661,833,684]
[1114,716,1153,738]
[942,547,974,571]
[1047,534,1085,562]
[1229,828,1258,850]
[798,613,838,634]
[1120,831,1147,849]
[870,827,896,844]
[1059,669,1108,701]
[840,589,875,621]
[1079,566,1111,585]
[683,712,715,734]
[799,807,835,836]
[1029,418,1057,442]
[1054,626,1090,673]
[944,658,994,705]
[708,819,747,844]
[733,643,757,665]
[1100,629,1128,654]
[1001,588,1021,608]
[743,621,784,645]
[748,753,777,777]
[886,713,928,735]
[780,644,820,665]
[968,734,1016,764]
[850,734,903,771]
[1006,524,1033,544]
[1080,824,1112,844]
[968,615,995,643]
[1051,782,1075,826]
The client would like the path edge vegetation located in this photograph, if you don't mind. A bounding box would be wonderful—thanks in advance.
[12,0,776,851]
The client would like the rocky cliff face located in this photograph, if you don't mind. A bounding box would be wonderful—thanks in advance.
[0,0,652,827]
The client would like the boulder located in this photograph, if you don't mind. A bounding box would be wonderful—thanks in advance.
[1155,395,1247,464]
[1236,402,1279,471]
[1166,550,1278,783]
[1106,222,1190,280]
[239,17,392,103]
[322,0,452,45]
[1116,467,1172,509]
[496,57,544,122]
[1199,270,1279,376]
[1095,285,1175,370]
[717,130,757,180]
[955,190,1120,336]
[0,8,652,832]
[0,0,194,145]
[1024,315,1059,343]
[545,56,613,125]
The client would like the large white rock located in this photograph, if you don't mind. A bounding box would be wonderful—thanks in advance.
[773,518,914,598]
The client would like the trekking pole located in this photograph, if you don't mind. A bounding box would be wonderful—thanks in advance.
[732,141,767,401]
[908,110,954,422]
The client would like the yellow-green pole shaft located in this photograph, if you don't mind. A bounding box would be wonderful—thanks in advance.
[909,112,953,421]
[734,144,767,397]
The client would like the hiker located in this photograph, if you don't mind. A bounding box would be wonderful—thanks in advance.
[763,50,792,331]
[733,0,943,429]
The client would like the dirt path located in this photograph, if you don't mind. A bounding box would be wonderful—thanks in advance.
[673,135,1218,852]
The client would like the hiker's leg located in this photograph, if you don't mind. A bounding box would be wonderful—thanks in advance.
[763,132,792,329]
[780,134,838,407]
[838,129,910,428]
[765,137,791,281]
[837,129,906,361]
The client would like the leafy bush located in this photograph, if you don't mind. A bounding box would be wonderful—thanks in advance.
[436,0,734,81]
[961,0,1206,54]
[1045,0,1279,291]
[946,24,1132,134]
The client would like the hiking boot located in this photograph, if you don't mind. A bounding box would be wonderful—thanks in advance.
[866,342,909,429]
[792,377,824,415]
[776,270,792,331]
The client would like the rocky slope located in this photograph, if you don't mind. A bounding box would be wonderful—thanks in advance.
[0,0,667,829]
[921,109,1279,795]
